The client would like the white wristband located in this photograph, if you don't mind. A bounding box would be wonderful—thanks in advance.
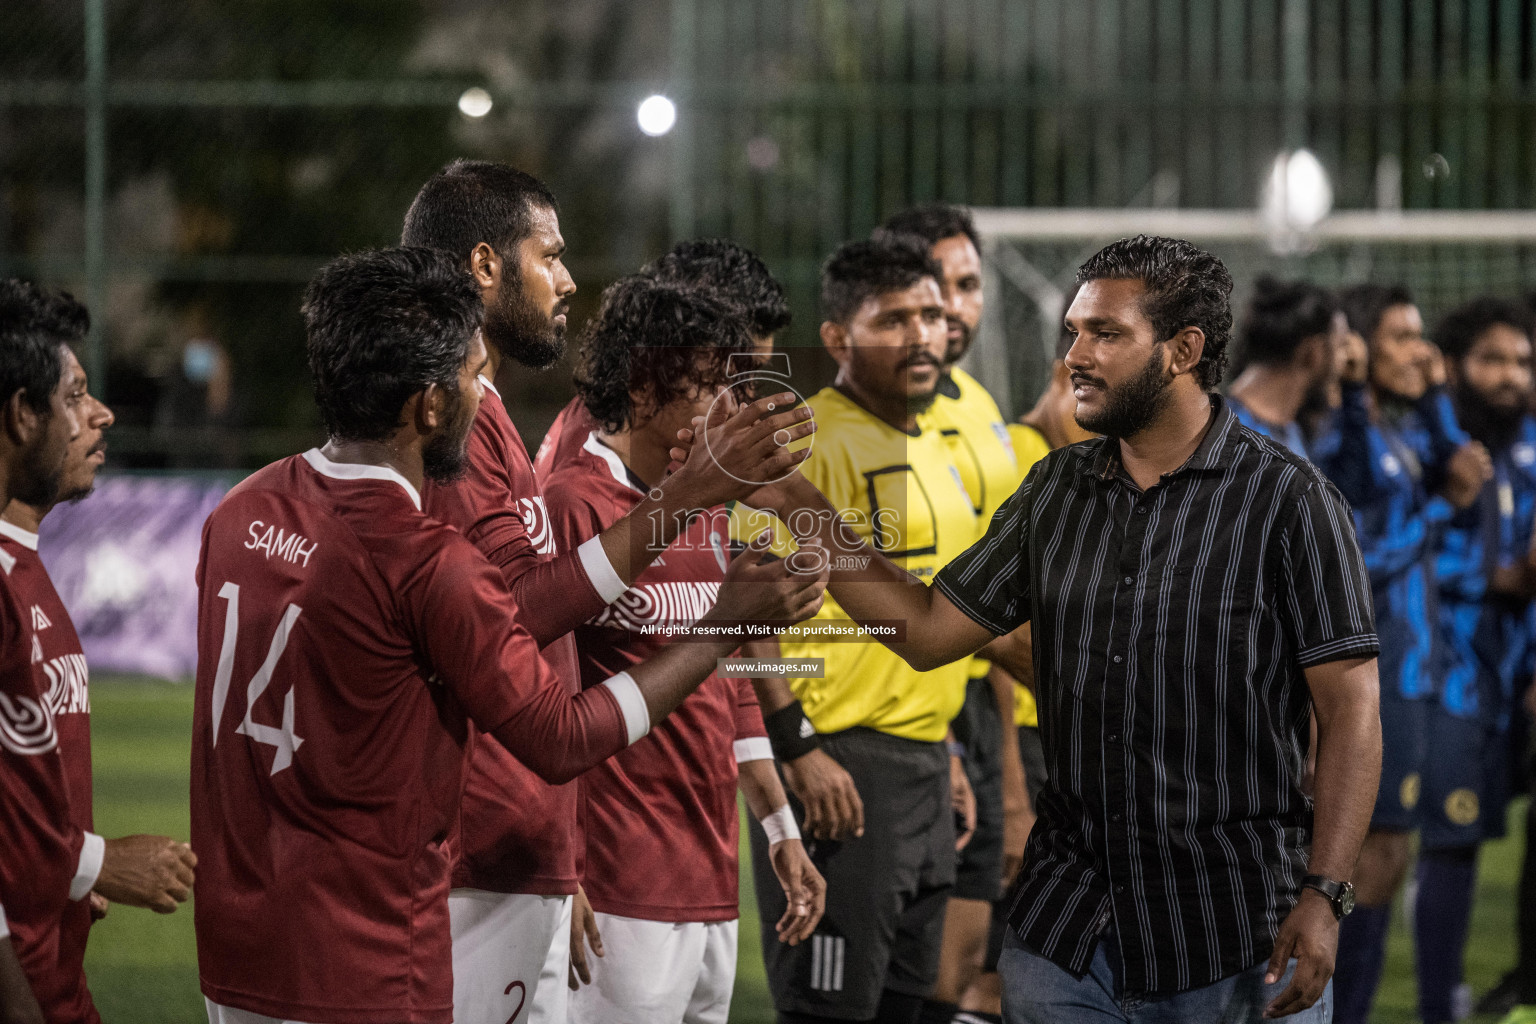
[599,671,650,745]
[71,831,105,901]
[760,803,801,845]
[577,535,628,604]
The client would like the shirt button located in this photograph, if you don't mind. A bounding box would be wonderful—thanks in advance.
[1122,576,1133,585]
[1136,505,1148,515]
[1110,812,1123,823]
[1107,733,1120,743]
[1115,884,1127,895]
[1112,655,1123,664]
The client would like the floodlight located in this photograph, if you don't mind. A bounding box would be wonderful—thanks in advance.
[458,88,493,118]
[637,95,677,137]
[1262,149,1333,232]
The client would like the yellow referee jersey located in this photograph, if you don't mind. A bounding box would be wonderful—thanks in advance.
[777,386,980,743]
[1004,421,1052,728]
[930,367,1040,724]
[931,366,1022,524]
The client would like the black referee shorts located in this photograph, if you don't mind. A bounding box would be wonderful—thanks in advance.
[749,727,955,1020]
[951,672,1005,902]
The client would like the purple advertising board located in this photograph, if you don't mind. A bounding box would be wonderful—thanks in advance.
[37,474,232,681]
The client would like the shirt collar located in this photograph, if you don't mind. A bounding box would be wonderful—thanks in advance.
[478,374,500,400]
[0,519,39,551]
[582,431,645,493]
[301,449,422,510]
[1074,394,1237,483]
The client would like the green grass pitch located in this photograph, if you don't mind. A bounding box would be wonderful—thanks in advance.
[84,678,1525,1023]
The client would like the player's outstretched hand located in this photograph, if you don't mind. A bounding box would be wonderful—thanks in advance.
[782,749,864,840]
[667,392,815,507]
[709,534,828,627]
[567,885,604,991]
[949,752,976,852]
[95,834,196,914]
[768,838,825,946]
[665,420,698,478]
[670,416,811,518]
[1262,891,1337,1018]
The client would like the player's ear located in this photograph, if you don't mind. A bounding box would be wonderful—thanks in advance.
[411,384,443,432]
[2,390,40,446]
[1167,326,1206,379]
[819,320,850,365]
[468,243,500,292]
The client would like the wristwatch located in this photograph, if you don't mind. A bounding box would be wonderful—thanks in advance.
[1300,874,1356,920]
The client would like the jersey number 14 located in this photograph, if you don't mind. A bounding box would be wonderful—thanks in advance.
[210,581,305,775]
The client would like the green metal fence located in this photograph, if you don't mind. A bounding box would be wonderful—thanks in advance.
[4,0,1535,465]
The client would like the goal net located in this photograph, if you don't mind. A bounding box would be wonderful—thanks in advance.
[968,208,1536,421]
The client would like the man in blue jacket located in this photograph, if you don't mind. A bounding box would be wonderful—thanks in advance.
[1420,298,1536,1024]
[1311,284,1492,1024]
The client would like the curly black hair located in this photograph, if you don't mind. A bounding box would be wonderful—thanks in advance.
[303,247,483,442]
[1076,235,1234,390]
[646,239,791,338]
[1338,283,1415,344]
[1237,276,1338,368]
[820,236,941,326]
[573,275,755,433]
[402,159,559,261]
[1434,296,1531,361]
[0,278,85,415]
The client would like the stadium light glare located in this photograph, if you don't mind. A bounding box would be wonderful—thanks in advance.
[1262,148,1333,232]
[637,94,677,137]
[457,87,493,118]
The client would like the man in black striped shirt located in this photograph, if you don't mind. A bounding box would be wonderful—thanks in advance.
[744,236,1381,1022]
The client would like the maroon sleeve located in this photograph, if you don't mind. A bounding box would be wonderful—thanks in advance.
[733,675,768,741]
[410,541,628,784]
[505,553,608,648]
[427,416,540,586]
[429,409,610,648]
[544,473,609,553]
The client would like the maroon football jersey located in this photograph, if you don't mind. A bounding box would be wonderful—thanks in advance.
[544,431,768,923]
[422,377,582,895]
[0,530,86,1020]
[533,395,594,486]
[0,520,98,1024]
[190,450,634,1024]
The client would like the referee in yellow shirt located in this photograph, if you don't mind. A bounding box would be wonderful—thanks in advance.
[748,235,983,1024]
[876,205,1035,1024]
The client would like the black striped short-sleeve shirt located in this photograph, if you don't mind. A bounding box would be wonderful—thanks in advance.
[933,396,1377,995]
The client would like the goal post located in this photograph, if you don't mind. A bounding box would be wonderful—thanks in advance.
[967,208,1536,421]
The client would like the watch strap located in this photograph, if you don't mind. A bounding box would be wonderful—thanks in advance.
[1300,874,1343,901]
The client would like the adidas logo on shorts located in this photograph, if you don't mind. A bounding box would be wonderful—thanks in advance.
[809,934,845,992]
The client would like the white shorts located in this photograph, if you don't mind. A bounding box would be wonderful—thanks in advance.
[568,914,738,1024]
[450,889,572,1024]
[204,1000,318,1024]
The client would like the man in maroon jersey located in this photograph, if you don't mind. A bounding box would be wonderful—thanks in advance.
[191,247,825,1024]
[401,163,820,1024]
[0,280,199,1024]
[0,279,88,1024]
[536,238,867,849]
[545,274,825,1024]
[1,289,199,1024]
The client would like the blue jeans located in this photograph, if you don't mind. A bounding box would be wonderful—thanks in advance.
[999,928,1332,1023]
